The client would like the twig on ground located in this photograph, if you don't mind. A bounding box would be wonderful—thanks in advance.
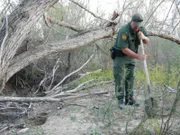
[164,84,177,93]
[0,126,9,133]
[64,102,87,108]
[51,79,94,98]
[0,90,108,102]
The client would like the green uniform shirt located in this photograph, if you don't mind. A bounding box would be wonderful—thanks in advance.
[113,22,147,54]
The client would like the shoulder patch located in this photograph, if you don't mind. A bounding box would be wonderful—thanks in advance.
[121,33,127,41]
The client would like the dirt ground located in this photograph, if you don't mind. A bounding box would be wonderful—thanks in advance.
[1,84,180,135]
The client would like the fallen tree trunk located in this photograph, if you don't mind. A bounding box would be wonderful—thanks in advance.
[6,28,112,83]
[0,90,108,102]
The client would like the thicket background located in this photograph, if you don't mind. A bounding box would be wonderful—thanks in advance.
[0,0,180,134]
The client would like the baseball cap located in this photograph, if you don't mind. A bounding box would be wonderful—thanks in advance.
[132,13,143,26]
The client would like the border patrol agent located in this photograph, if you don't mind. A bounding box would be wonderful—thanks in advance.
[112,13,150,109]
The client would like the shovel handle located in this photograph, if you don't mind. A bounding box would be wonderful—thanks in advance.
[140,40,151,91]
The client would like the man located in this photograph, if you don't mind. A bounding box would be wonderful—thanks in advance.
[112,13,149,109]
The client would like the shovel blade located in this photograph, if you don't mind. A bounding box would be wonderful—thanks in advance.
[145,97,158,118]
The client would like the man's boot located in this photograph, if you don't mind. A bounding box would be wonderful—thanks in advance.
[126,97,139,107]
[118,100,125,110]
[125,97,128,105]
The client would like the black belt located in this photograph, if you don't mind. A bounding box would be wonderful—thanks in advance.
[114,49,126,57]
[110,47,126,57]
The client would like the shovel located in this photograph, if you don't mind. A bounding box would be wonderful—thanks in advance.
[140,39,158,118]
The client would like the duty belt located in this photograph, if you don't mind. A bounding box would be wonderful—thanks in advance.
[111,47,126,57]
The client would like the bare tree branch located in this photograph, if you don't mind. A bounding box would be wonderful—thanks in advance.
[171,2,180,33]
[171,20,180,34]
[158,0,176,33]
[144,0,166,26]
[46,16,83,32]
[0,14,9,66]
[47,58,60,91]
[148,31,180,44]
[69,0,115,24]
[48,53,95,93]
[51,79,95,98]
[164,84,177,93]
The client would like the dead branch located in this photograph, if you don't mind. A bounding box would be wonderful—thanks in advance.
[148,31,180,44]
[144,0,166,26]
[51,80,112,98]
[0,126,9,133]
[96,44,109,55]
[158,0,176,33]
[0,102,30,122]
[164,84,177,93]
[0,90,108,102]
[64,101,87,108]
[171,2,180,33]
[48,53,95,94]
[46,16,83,32]
[43,14,51,28]
[51,79,95,98]
[69,0,115,24]
[106,11,119,27]
[0,14,8,66]
[47,58,60,91]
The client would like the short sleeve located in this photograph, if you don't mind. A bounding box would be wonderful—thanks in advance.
[114,31,129,50]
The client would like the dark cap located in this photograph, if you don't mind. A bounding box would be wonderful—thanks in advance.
[132,13,143,26]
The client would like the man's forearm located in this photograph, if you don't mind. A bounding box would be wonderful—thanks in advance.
[142,36,149,44]
[122,48,147,60]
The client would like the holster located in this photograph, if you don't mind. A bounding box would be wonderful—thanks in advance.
[110,47,126,59]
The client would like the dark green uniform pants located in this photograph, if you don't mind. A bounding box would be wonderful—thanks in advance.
[113,56,136,104]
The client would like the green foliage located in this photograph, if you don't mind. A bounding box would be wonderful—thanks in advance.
[69,69,113,89]
[81,70,112,82]
[70,63,180,90]
[135,65,180,88]
[148,37,180,67]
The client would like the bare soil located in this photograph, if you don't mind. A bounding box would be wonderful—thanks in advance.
[1,84,180,135]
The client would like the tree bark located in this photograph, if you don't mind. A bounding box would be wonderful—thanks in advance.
[0,0,59,90]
